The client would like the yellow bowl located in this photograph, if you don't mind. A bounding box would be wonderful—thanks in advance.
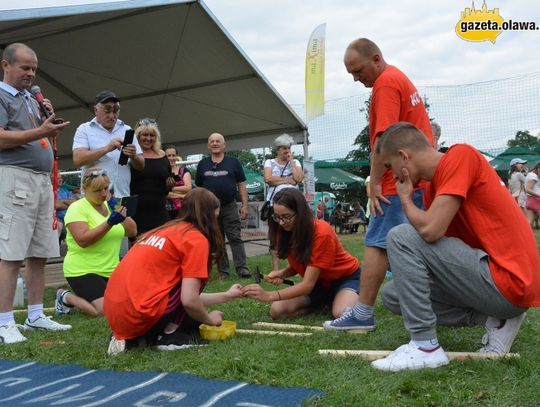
[199,320,236,341]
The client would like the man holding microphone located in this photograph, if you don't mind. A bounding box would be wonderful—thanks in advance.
[0,43,72,344]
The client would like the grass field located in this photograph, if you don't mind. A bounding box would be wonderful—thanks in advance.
[2,231,540,406]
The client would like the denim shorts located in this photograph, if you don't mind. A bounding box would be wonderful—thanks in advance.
[365,190,424,249]
[308,268,360,307]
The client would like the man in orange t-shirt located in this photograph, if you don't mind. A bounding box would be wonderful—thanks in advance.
[325,38,433,332]
[369,122,539,372]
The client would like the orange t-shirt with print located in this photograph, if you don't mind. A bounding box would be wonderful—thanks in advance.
[425,144,540,307]
[104,223,210,339]
[287,220,359,284]
[370,65,433,195]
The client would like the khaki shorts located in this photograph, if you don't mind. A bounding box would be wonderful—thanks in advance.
[0,166,59,261]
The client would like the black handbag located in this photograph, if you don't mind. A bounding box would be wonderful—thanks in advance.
[260,200,272,221]
[260,161,289,221]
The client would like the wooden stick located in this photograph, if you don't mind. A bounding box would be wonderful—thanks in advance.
[253,322,324,331]
[318,349,520,361]
[237,329,312,337]
[13,307,55,313]
[252,322,367,334]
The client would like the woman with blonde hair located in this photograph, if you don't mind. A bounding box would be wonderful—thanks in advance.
[104,188,242,354]
[130,118,173,233]
[56,168,137,317]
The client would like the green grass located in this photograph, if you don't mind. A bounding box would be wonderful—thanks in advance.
[2,231,540,406]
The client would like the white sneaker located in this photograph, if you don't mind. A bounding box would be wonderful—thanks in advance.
[371,341,449,372]
[23,314,72,331]
[479,313,526,354]
[108,336,126,355]
[0,322,27,344]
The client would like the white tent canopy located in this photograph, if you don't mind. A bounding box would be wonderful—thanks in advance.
[0,0,308,168]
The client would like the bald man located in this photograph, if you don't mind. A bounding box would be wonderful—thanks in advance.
[325,38,433,332]
[195,133,251,279]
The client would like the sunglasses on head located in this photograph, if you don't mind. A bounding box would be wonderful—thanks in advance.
[136,118,157,128]
[101,104,120,113]
[84,169,107,180]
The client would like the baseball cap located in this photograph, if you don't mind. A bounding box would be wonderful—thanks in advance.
[95,90,119,105]
[510,158,527,166]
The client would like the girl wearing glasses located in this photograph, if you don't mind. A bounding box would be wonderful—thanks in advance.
[242,188,360,320]
[104,188,242,354]
[56,168,137,317]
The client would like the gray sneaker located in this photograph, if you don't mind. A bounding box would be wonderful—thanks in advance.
[55,289,73,316]
[237,268,252,279]
[479,313,526,354]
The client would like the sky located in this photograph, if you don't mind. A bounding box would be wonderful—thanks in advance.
[7,0,539,104]
[4,0,540,159]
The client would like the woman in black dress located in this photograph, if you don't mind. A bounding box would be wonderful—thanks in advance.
[130,118,172,234]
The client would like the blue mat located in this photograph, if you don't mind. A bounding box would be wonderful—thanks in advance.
[0,359,322,406]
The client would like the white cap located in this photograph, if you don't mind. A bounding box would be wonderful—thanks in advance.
[510,158,527,166]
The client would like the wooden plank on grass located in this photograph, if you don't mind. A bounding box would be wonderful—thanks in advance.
[253,322,324,331]
[237,329,312,337]
[318,349,520,361]
[14,307,55,313]
[252,322,367,334]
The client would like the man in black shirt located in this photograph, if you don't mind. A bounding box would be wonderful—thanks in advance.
[195,133,251,279]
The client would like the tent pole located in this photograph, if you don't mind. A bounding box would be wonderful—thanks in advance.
[303,129,309,161]
[263,147,267,198]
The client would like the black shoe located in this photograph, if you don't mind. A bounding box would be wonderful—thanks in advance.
[156,330,209,351]
[237,268,252,278]
[219,271,230,279]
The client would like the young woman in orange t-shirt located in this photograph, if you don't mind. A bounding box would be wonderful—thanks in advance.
[243,188,360,320]
[104,188,242,354]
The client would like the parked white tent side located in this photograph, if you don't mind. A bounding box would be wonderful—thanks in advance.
[0,0,308,168]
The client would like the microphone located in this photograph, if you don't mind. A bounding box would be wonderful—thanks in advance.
[30,85,51,119]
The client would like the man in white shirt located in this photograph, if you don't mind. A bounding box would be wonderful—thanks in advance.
[72,90,144,198]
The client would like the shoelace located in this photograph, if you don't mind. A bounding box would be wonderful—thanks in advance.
[332,309,354,323]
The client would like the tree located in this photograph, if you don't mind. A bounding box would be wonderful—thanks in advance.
[507,130,539,149]
[227,150,260,171]
[346,97,371,163]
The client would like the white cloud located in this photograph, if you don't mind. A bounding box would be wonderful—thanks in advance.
[8,0,539,104]
[5,0,540,159]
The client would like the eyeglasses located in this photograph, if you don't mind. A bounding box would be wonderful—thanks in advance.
[136,118,157,128]
[100,104,120,114]
[271,213,296,224]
